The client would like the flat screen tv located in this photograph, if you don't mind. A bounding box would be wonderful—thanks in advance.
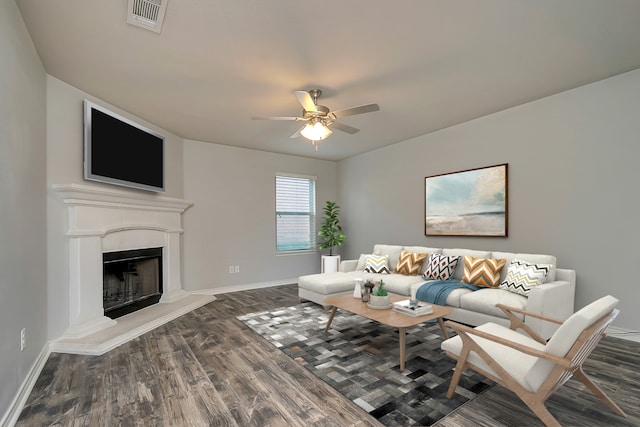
[84,100,165,192]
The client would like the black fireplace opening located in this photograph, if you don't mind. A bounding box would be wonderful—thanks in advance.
[103,247,163,319]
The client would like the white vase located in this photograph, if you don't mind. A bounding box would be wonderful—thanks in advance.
[353,279,363,298]
[321,255,340,273]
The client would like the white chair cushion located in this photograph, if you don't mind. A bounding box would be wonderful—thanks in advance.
[525,295,619,392]
[545,295,619,358]
[441,322,547,392]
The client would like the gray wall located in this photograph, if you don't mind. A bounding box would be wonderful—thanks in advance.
[338,69,640,331]
[183,140,338,291]
[45,76,185,340]
[0,0,47,419]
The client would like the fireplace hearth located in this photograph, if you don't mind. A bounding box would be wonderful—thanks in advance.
[103,247,163,319]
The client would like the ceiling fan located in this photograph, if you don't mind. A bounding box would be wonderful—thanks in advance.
[252,89,380,150]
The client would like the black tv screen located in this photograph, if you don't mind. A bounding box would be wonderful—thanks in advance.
[84,100,165,192]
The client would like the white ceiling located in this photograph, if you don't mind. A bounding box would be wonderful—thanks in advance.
[16,0,640,161]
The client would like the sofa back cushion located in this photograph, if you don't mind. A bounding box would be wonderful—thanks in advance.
[373,244,404,270]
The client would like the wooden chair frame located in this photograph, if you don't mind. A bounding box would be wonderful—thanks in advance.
[443,304,627,427]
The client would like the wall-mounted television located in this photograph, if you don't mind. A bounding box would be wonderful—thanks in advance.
[84,100,165,192]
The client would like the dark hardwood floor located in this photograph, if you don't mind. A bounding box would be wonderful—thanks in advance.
[16,284,640,426]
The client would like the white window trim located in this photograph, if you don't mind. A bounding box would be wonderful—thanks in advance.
[275,173,317,254]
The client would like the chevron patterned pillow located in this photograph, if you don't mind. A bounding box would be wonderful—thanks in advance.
[395,250,428,275]
[363,254,390,274]
[499,259,551,296]
[461,256,507,287]
[423,253,460,280]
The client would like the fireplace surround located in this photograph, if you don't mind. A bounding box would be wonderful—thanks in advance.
[52,184,193,339]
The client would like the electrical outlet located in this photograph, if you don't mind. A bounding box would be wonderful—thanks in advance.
[20,328,25,352]
[228,265,234,274]
[234,265,240,273]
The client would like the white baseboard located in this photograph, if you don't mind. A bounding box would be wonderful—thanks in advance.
[0,344,51,427]
[193,278,298,296]
[607,326,640,344]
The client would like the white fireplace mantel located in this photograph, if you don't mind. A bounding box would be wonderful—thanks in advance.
[52,184,194,339]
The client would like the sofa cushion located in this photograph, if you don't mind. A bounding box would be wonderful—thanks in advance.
[461,256,507,287]
[459,288,527,319]
[395,250,428,275]
[423,253,461,280]
[403,246,442,255]
[366,273,425,296]
[442,248,492,279]
[363,254,390,274]
[373,244,404,270]
[298,271,362,294]
[499,259,552,296]
[355,253,372,271]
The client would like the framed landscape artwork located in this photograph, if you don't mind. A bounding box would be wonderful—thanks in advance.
[425,163,508,237]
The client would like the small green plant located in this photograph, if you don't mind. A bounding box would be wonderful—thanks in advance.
[373,280,388,296]
[317,201,346,256]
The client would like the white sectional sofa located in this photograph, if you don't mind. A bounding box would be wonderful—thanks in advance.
[298,244,576,339]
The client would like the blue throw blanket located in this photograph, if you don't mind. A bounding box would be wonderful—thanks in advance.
[416,280,482,306]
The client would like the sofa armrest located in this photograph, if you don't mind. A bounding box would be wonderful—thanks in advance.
[525,269,576,339]
[340,259,358,272]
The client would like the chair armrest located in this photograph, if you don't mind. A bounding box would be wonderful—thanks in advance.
[444,320,571,368]
[495,304,562,344]
[340,259,358,272]
[496,304,564,324]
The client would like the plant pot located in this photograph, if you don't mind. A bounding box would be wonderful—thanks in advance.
[369,294,390,307]
[321,255,340,273]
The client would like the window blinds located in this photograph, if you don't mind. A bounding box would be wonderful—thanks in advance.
[275,175,316,251]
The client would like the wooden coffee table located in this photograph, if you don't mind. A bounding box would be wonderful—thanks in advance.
[324,293,453,370]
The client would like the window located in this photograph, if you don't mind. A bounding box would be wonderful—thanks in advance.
[275,174,316,252]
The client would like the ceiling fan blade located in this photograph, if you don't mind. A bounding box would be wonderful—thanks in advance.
[290,125,305,139]
[251,116,304,121]
[330,103,380,119]
[295,91,317,112]
[329,121,360,134]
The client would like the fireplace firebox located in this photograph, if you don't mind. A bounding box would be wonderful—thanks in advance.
[103,247,163,319]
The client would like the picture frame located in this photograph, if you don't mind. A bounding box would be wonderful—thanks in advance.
[425,163,508,237]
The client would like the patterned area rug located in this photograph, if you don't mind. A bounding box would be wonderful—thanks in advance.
[237,303,493,426]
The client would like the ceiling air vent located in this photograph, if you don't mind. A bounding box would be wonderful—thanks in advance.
[127,0,168,33]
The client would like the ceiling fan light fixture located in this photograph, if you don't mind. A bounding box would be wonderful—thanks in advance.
[300,121,332,141]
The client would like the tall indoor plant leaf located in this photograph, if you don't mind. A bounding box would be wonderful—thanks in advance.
[317,201,346,256]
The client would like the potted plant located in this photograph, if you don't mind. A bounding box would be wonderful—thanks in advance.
[317,201,346,273]
[369,280,390,308]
